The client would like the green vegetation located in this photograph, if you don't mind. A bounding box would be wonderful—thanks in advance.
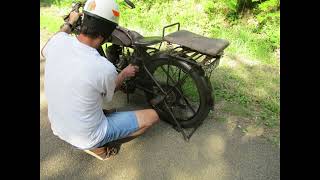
[40,0,280,144]
[40,0,280,62]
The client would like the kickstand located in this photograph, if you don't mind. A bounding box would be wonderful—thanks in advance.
[172,122,202,141]
[163,101,202,142]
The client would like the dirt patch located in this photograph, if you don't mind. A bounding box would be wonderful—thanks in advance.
[213,99,279,146]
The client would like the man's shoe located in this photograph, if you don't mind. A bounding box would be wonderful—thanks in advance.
[84,146,119,161]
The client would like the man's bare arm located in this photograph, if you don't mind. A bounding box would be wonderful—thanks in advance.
[41,11,82,57]
[114,64,139,91]
[115,71,126,91]
[59,11,82,34]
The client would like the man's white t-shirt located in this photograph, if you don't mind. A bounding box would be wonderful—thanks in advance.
[42,32,118,149]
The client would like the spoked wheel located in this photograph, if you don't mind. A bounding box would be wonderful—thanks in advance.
[145,58,212,128]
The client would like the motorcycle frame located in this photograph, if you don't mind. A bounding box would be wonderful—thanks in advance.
[97,41,216,141]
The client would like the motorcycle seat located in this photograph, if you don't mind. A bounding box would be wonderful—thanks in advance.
[129,31,162,47]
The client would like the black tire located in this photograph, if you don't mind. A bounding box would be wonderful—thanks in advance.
[144,58,213,128]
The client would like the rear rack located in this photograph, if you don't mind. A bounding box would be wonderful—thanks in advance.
[166,45,222,78]
[159,23,181,50]
[162,22,180,38]
[159,23,228,78]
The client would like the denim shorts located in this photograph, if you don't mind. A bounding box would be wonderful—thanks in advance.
[90,111,139,149]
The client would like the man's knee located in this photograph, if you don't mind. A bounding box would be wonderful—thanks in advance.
[135,109,160,128]
[143,109,160,127]
[148,109,160,124]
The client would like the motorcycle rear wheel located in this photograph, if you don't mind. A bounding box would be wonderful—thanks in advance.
[144,58,213,128]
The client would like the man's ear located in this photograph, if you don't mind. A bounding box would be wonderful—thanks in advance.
[97,35,106,45]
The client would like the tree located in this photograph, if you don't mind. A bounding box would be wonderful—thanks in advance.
[237,0,254,14]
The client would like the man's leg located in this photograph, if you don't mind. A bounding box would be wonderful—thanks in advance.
[85,109,159,160]
[132,109,160,136]
[110,109,160,144]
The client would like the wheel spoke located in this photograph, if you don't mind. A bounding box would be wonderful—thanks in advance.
[160,66,184,86]
[144,65,167,95]
[160,66,188,85]
[165,73,189,96]
[159,66,189,95]
[168,65,180,82]
[159,66,197,114]
[154,64,200,119]
[171,85,197,114]
[166,63,170,86]
[178,68,181,84]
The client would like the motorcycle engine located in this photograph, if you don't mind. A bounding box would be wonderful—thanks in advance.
[105,44,122,65]
[121,79,136,94]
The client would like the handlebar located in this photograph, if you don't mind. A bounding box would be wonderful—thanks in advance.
[124,0,135,9]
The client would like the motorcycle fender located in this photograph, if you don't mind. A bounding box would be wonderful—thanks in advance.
[151,53,192,71]
[204,76,214,110]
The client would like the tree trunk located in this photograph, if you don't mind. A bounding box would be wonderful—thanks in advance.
[237,0,253,14]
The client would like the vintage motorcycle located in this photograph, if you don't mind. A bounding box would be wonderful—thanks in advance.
[65,0,229,141]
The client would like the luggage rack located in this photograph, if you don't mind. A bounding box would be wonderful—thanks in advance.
[166,45,222,78]
[160,23,229,78]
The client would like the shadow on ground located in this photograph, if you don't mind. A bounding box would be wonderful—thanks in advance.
[41,79,279,179]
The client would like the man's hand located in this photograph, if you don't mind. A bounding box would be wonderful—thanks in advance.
[60,11,82,34]
[68,11,82,26]
[115,64,139,91]
[121,64,139,78]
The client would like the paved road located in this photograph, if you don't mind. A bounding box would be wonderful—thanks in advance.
[40,33,279,180]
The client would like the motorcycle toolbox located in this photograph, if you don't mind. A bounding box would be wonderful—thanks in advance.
[164,30,229,57]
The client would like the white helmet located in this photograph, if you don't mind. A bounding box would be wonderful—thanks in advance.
[81,0,120,38]
[83,0,120,25]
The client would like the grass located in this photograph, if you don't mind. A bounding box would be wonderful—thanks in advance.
[212,55,279,143]
[40,4,66,32]
[152,65,200,103]
[40,0,280,145]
